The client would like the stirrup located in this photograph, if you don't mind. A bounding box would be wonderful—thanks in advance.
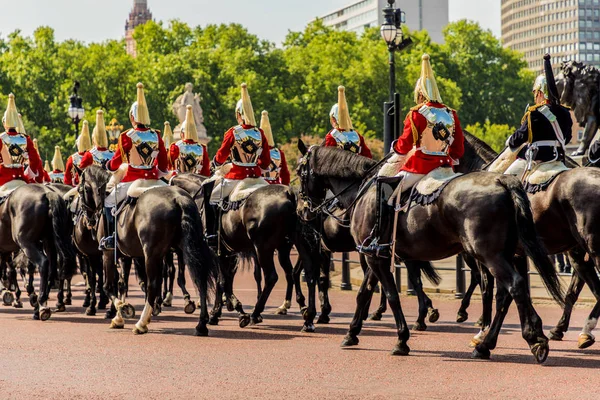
[358,238,391,259]
[99,235,115,251]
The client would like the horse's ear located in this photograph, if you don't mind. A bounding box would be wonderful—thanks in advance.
[298,139,308,156]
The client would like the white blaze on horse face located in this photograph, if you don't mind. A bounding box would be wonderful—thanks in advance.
[581,317,598,339]
[135,302,153,332]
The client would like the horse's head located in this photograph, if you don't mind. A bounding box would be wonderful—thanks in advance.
[297,140,327,221]
[79,165,110,228]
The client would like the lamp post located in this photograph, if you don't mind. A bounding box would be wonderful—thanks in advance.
[381,0,412,154]
[67,81,85,135]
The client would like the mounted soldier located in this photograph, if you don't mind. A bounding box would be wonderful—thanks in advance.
[48,146,65,183]
[169,105,210,177]
[260,110,290,185]
[99,82,169,251]
[360,54,464,258]
[324,86,372,159]
[90,110,114,167]
[162,121,174,149]
[203,83,271,244]
[64,120,93,186]
[502,54,572,178]
[0,94,44,187]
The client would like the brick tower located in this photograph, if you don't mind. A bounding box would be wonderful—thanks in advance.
[125,0,153,57]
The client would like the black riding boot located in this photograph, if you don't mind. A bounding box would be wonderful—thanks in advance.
[358,177,400,259]
[202,181,218,247]
[99,207,115,251]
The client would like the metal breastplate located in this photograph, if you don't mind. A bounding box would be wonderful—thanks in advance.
[0,132,28,168]
[71,152,84,179]
[175,140,204,173]
[331,129,361,153]
[50,172,64,183]
[90,147,114,166]
[264,148,282,181]
[418,105,455,156]
[230,125,262,167]
[128,129,159,169]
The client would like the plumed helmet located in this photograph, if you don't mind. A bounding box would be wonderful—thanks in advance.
[235,83,257,126]
[260,110,275,147]
[52,146,65,171]
[414,54,443,104]
[93,110,109,148]
[130,82,151,126]
[77,120,92,153]
[162,121,174,148]
[3,94,20,129]
[183,105,200,142]
[330,86,353,131]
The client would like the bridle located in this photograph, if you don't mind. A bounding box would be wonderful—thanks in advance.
[78,174,104,231]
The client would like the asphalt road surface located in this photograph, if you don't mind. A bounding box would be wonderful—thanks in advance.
[1,270,599,399]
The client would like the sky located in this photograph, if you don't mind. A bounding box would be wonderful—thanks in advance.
[0,0,501,45]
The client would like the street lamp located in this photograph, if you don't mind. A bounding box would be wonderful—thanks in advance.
[381,0,413,154]
[68,81,85,135]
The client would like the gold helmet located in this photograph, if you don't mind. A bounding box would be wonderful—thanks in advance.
[3,93,20,129]
[235,83,257,126]
[93,110,109,148]
[182,105,200,142]
[17,113,26,135]
[414,54,443,104]
[77,120,92,153]
[162,121,174,148]
[329,86,353,131]
[52,146,65,171]
[260,110,275,147]
[129,82,151,126]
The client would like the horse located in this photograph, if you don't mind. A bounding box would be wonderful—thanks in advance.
[0,183,76,320]
[458,131,600,349]
[297,142,564,362]
[171,173,320,332]
[78,165,217,335]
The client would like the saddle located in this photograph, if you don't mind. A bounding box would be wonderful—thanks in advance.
[392,167,462,210]
[0,179,27,205]
[523,161,569,194]
[487,145,525,173]
[126,179,168,198]
[221,177,269,212]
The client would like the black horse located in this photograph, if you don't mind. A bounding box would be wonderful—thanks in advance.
[79,166,217,335]
[298,143,564,362]
[0,183,76,320]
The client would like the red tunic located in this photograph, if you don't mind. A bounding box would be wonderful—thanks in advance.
[0,130,44,186]
[64,151,93,186]
[265,146,291,185]
[394,102,464,175]
[42,170,51,183]
[214,124,271,180]
[324,130,373,159]
[107,128,169,183]
[168,140,210,177]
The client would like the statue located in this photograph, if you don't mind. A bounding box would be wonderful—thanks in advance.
[172,83,209,144]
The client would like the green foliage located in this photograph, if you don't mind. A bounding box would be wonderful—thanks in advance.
[466,120,514,153]
[0,19,532,160]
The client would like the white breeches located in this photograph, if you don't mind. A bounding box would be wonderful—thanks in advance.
[104,181,133,208]
[210,179,239,204]
[395,171,426,194]
[504,158,527,177]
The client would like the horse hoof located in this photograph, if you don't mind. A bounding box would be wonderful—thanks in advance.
[12,300,23,309]
[2,290,14,306]
[531,342,549,363]
[194,326,209,337]
[40,308,52,321]
[390,342,410,356]
[29,294,38,308]
[412,322,427,331]
[132,324,148,335]
[301,323,316,333]
[340,334,359,347]
[152,306,161,317]
[548,329,564,341]
[239,314,251,328]
[369,312,383,321]
[474,316,484,328]
[274,307,287,315]
[226,302,235,312]
[471,345,491,360]
[82,298,91,308]
[121,304,136,319]
[85,307,96,316]
[32,311,40,320]
[163,292,173,307]
[64,298,72,306]
[578,334,595,349]
[110,320,124,329]
[55,304,66,313]
[427,308,440,323]
[317,314,330,324]
[184,301,196,314]
[105,310,116,320]
[250,315,263,325]
[208,316,219,325]
[300,306,308,318]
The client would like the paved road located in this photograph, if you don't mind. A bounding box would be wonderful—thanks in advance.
[1,270,599,399]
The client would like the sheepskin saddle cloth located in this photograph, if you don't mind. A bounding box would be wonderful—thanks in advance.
[0,179,27,204]
[524,161,569,194]
[411,167,462,206]
[126,179,168,198]
[229,177,268,203]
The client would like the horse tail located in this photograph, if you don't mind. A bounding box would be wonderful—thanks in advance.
[499,177,565,306]
[418,260,441,286]
[177,196,218,292]
[46,191,77,278]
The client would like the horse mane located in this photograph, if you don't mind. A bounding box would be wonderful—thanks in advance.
[84,164,111,185]
[463,130,498,163]
[311,146,378,180]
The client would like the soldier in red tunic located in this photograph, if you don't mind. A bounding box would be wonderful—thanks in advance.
[260,110,290,185]
[64,120,93,186]
[168,105,210,177]
[323,86,372,159]
[0,94,44,187]
[90,110,115,167]
[360,54,465,258]
[99,83,169,250]
[48,146,65,183]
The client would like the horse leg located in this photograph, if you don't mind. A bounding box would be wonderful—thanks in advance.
[253,262,263,302]
[117,257,136,319]
[85,258,98,316]
[316,250,332,324]
[573,253,600,349]
[162,252,175,307]
[65,277,72,306]
[22,245,51,321]
[81,257,92,308]
[104,251,125,327]
[292,258,306,310]
[96,257,109,310]
[248,248,278,326]
[174,251,195,314]
[132,253,161,335]
[457,255,480,323]
[275,242,294,316]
